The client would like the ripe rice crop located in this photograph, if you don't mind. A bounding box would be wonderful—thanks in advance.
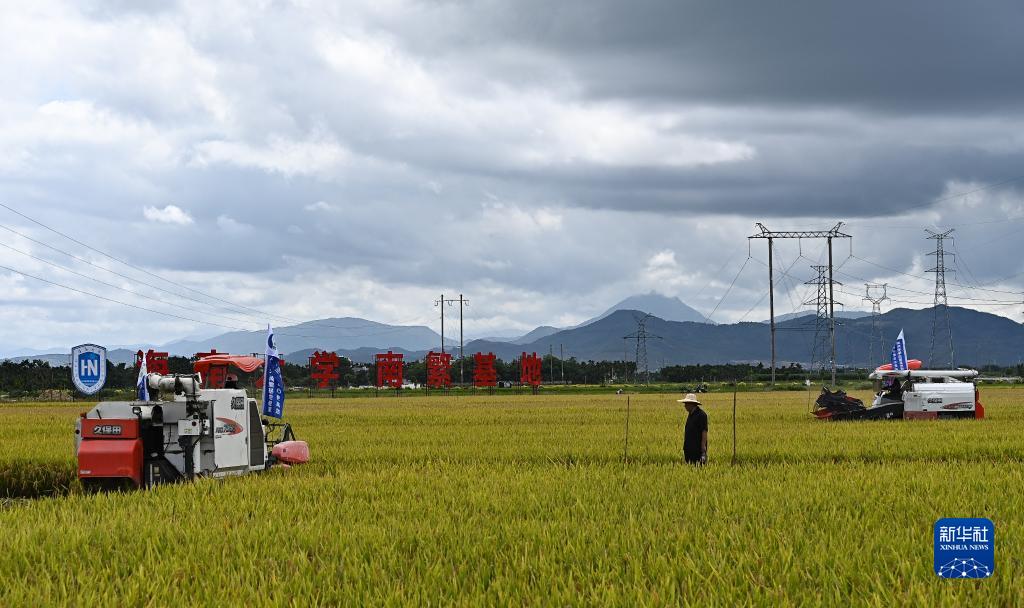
[1,389,1022,605]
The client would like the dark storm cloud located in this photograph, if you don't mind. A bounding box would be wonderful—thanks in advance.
[395,0,1024,113]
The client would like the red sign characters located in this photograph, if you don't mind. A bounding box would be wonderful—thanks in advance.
[520,352,542,387]
[136,349,169,375]
[375,351,404,388]
[425,351,452,388]
[473,352,497,387]
[309,350,341,389]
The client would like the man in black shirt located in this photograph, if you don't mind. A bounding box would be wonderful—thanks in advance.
[678,393,708,464]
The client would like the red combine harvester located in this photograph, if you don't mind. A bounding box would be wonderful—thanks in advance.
[74,353,309,490]
[814,359,984,421]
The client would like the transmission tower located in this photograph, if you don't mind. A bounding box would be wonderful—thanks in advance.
[623,313,662,385]
[926,229,955,367]
[749,222,851,386]
[804,266,841,377]
[863,283,889,365]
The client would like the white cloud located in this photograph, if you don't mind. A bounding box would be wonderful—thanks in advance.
[640,249,693,294]
[216,215,252,233]
[143,204,193,225]
[304,201,335,212]
[190,135,351,177]
[518,104,757,168]
[480,203,564,234]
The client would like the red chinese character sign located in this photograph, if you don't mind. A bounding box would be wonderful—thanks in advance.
[473,352,497,388]
[136,349,169,375]
[426,351,452,389]
[520,352,542,388]
[376,351,404,389]
[309,350,341,389]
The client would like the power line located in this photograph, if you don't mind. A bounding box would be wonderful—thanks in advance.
[0,262,249,331]
[0,202,427,333]
[0,239,262,327]
[849,254,1024,299]
[764,259,1020,307]
[0,202,290,321]
[0,260,419,345]
[0,215,426,335]
[704,256,751,323]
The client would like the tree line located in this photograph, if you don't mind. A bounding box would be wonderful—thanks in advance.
[4,356,1022,397]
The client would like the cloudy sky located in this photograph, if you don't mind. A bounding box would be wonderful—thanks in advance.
[2,0,1024,353]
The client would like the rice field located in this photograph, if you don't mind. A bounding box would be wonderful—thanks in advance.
[1,388,1022,606]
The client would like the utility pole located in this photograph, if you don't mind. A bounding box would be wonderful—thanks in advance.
[549,344,554,382]
[623,313,662,385]
[435,294,468,382]
[623,339,629,383]
[434,293,446,354]
[863,283,889,365]
[560,343,564,384]
[456,294,468,385]
[749,222,851,386]
[926,229,955,368]
[805,266,841,380]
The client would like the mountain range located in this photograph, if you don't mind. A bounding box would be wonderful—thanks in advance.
[5,293,1023,367]
[463,306,1024,368]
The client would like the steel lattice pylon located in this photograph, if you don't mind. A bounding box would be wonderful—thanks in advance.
[623,313,662,385]
[926,229,955,367]
[863,283,889,366]
[804,265,840,375]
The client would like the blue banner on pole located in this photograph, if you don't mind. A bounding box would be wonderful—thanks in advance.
[890,329,908,371]
[136,352,149,401]
[262,325,285,418]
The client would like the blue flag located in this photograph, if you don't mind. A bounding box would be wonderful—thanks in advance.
[890,329,908,371]
[136,352,149,401]
[262,324,285,418]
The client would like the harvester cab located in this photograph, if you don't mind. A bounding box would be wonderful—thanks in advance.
[75,372,309,491]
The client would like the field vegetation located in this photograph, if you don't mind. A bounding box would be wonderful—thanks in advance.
[1,389,1022,605]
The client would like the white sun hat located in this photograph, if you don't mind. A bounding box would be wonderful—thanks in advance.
[677,393,702,405]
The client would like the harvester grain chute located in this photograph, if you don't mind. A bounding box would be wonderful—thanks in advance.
[75,358,309,490]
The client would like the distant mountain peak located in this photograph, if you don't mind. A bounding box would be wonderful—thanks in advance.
[579,293,709,326]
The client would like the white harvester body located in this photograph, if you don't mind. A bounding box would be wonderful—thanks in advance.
[75,373,306,489]
[868,369,982,420]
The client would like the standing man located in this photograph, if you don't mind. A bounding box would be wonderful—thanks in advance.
[679,393,708,464]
